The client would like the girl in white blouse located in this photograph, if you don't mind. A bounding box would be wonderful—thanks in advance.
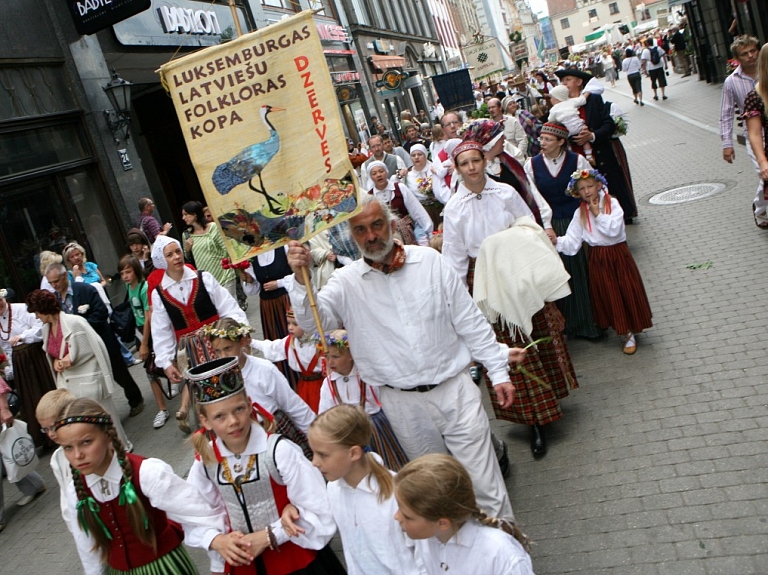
[54,397,225,575]
[394,453,534,575]
[556,169,653,354]
[300,404,423,575]
[186,357,342,575]
[317,329,408,471]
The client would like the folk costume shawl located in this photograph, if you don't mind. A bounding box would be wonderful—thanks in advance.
[472,217,571,339]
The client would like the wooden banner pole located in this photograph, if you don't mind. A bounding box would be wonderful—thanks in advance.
[300,266,329,357]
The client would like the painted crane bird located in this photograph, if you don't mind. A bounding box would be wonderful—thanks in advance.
[211,105,286,215]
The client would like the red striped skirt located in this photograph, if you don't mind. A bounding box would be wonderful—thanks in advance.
[468,259,578,426]
[588,242,653,336]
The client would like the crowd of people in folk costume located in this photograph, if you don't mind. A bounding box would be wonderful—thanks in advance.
[0,65,658,575]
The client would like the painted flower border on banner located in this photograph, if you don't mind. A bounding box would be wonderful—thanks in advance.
[159,10,360,263]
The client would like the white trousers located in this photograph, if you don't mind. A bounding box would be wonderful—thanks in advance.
[379,372,513,519]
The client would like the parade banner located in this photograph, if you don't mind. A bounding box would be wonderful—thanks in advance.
[159,10,360,263]
[464,39,506,80]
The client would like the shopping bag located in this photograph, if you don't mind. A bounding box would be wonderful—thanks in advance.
[0,419,39,482]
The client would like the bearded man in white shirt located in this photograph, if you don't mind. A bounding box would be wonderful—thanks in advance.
[286,194,526,519]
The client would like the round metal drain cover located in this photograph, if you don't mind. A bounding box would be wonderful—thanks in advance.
[649,183,726,205]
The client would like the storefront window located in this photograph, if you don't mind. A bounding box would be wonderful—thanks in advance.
[0,121,89,180]
[309,0,337,19]
[261,0,300,11]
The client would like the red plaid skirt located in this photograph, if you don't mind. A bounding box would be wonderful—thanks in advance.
[468,259,578,426]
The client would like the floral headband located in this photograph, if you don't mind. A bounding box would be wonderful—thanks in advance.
[202,323,253,341]
[565,169,609,197]
[314,332,349,353]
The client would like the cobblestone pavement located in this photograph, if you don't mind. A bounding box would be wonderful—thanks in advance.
[2,70,767,574]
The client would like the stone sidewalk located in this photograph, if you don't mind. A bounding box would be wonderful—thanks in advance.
[2,70,767,574]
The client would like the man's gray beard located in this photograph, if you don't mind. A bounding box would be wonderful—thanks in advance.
[359,234,395,262]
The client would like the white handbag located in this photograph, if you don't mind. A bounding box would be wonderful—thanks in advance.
[0,419,39,482]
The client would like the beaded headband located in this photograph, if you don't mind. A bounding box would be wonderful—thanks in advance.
[55,414,113,431]
[286,308,295,319]
[187,356,245,404]
[202,323,253,341]
[451,140,484,162]
[566,169,609,197]
[540,122,569,141]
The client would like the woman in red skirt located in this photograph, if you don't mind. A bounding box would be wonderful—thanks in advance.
[556,169,653,355]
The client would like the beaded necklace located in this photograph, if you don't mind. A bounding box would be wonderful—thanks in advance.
[0,305,12,341]
[221,454,257,491]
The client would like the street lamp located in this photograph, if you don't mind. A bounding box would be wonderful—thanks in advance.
[103,70,133,144]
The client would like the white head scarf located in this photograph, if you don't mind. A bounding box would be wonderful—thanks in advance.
[151,236,182,270]
[409,143,429,158]
[367,160,388,176]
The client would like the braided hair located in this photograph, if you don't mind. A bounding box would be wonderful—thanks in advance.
[59,399,156,560]
[395,453,530,551]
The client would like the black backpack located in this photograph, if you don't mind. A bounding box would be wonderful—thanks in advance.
[650,46,661,65]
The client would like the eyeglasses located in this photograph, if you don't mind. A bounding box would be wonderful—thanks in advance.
[40,426,55,435]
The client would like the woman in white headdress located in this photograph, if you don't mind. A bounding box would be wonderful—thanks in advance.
[405,143,450,229]
[148,235,247,433]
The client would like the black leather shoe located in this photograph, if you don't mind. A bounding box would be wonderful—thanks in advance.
[498,441,511,478]
[531,424,547,458]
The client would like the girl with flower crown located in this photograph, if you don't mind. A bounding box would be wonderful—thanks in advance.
[556,169,653,354]
[186,357,344,575]
[55,397,227,575]
[204,317,316,458]
[250,307,324,413]
[317,329,408,471]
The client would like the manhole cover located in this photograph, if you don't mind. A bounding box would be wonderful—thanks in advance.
[649,183,726,205]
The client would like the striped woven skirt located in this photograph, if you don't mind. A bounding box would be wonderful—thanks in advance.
[551,218,602,339]
[12,341,56,447]
[370,409,409,471]
[260,294,299,390]
[468,259,578,426]
[273,409,313,460]
[108,544,198,574]
[588,242,653,336]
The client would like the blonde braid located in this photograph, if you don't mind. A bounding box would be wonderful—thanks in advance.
[472,507,531,552]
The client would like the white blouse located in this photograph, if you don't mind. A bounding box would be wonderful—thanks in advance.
[64,453,227,575]
[414,519,534,575]
[241,354,316,432]
[150,267,247,369]
[327,466,424,575]
[556,194,626,255]
[442,179,533,283]
[318,365,382,415]
[251,335,322,375]
[0,303,43,366]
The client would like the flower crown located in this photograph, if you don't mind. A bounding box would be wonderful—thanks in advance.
[565,169,609,197]
[314,332,349,352]
[201,323,253,341]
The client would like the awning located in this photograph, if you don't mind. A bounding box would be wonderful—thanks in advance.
[584,30,605,42]
[370,55,407,70]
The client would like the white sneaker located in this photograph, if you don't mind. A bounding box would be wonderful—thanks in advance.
[153,410,170,429]
[17,485,46,507]
[170,384,181,398]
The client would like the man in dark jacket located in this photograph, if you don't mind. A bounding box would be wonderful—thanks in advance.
[554,68,638,222]
[45,264,145,415]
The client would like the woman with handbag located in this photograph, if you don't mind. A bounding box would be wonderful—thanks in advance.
[24,289,132,451]
[0,375,46,532]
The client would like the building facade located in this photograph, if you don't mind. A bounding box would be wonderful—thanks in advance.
[335,0,446,137]
[547,0,634,48]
